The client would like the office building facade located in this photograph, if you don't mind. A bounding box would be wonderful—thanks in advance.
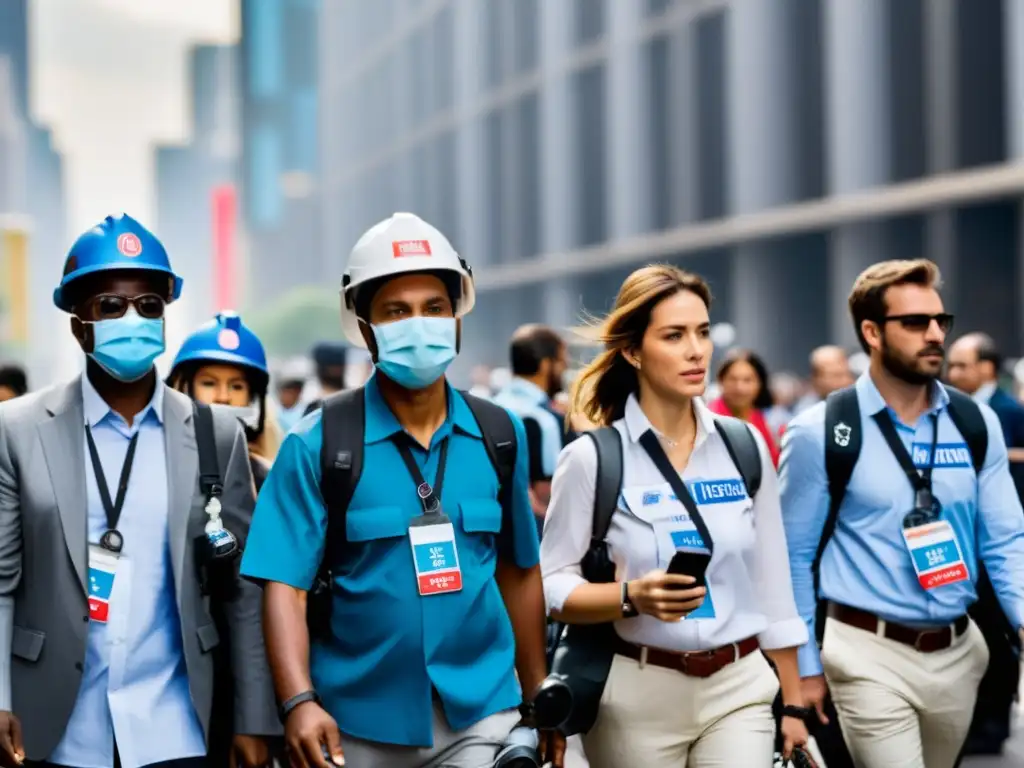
[238,0,321,306]
[320,0,1024,374]
[155,43,241,324]
[0,0,66,382]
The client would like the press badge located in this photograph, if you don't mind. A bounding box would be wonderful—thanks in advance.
[87,544,119,623]
[902,520,969,590]
[409,517,463,596]
[653,516,717,620]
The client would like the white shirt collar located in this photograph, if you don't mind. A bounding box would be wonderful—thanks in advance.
[622,392,718,445]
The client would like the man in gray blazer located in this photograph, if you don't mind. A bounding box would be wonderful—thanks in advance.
[0,214,278,768]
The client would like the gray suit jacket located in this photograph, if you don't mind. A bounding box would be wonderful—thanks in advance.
[0,377,280,760]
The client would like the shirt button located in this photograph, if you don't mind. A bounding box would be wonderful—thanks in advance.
[75,662,83,672]
[82,614,89,622]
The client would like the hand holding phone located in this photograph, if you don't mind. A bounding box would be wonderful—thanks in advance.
[627,566,707,622]
[667,549,711,589]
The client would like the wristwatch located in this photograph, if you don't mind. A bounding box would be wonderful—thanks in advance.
[621,581,639,618]
[278,689,321,723]
[781,704,812,721]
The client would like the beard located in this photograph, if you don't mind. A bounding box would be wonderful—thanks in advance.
[546,372,564,400]
[880,336,944,385]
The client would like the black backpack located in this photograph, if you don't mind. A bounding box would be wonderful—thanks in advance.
[313,386,519,583]
[813,385,988,640]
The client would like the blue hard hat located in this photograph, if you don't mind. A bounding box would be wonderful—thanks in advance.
[53,213,184,312]
[170,311,269,390]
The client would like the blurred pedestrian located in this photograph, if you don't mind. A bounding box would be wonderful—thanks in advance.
[708,349,781,467]
[0,365,27,402]
[302,341,348,415]
[793,346,853,415]
[274,356,313,434]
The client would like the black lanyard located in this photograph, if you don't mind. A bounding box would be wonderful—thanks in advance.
[638,430,715,558]
[85,427,140,553]
[392,436,450,517]
[872,411,940,513]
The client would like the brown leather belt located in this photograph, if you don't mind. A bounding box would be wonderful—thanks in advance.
[827,603,969,653]
[614,635,760,678]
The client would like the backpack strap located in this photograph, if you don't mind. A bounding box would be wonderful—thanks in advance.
[814,386,862,641]
[714,416,762,498]
[945,388,988,474]
[192,402,223,502]
[461,392,518,501]
[318,388,366,559]
[819,387,861,586]
[586,427,624,547]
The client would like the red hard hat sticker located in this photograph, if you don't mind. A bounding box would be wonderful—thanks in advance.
[392,240,432,258]
[117,233,143,257]
[218,329,240,350]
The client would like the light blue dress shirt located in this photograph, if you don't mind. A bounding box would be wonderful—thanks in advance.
[780,373,1024,677]
[49,375,205,768]
[240,374,540,748]
[492,378,563,480]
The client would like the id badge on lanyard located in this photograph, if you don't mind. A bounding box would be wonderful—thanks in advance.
[88,545,119,623]
[410,516,463,595]
[84,426,139,623]
[394,436,463,596]
[902,519,969,590]
[873,411,969,591]
[637,432,718,620]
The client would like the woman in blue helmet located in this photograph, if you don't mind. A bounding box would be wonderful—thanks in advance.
[168,311,281,491]
[168,311,283,768]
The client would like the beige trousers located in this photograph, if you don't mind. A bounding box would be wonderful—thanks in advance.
[338,701,519,768]
[821,617,989,768]
[582,650,780,767]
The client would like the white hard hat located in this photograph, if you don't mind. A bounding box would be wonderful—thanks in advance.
[276,356,314,383]
[340,212,475,348]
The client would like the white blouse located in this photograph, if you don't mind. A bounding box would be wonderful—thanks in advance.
[541,394,808,653]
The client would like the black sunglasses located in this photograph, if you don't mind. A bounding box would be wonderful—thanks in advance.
[86,293,166,321]
[882,313,954,334]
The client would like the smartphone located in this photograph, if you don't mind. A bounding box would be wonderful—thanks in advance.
[667,549,711,589]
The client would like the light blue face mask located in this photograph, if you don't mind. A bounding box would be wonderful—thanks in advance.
[372,316,457,390]
[88,309,166,382]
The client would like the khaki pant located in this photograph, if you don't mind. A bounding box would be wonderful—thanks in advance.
[338,703,519,768]
[821,617,990,768]
[582,649,780,767]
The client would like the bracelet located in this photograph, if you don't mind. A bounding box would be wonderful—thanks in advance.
[278,689,321,724]
[781,704,812,721]
[517,700,537,728]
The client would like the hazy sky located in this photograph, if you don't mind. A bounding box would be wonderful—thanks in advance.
[30,0,237,234]
[28,0,238,379]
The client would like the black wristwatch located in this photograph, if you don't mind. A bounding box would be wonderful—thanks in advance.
[279,689,321,723]
[781,704,812,721]
[621,581,639,618]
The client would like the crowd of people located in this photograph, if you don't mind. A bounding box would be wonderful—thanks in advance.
[0,210,1021,768]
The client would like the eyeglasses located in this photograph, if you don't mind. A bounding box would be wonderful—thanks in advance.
[882,313,954,334]
[82,293,166,321]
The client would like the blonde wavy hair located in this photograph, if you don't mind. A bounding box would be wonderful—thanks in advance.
[569,264,712,428]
